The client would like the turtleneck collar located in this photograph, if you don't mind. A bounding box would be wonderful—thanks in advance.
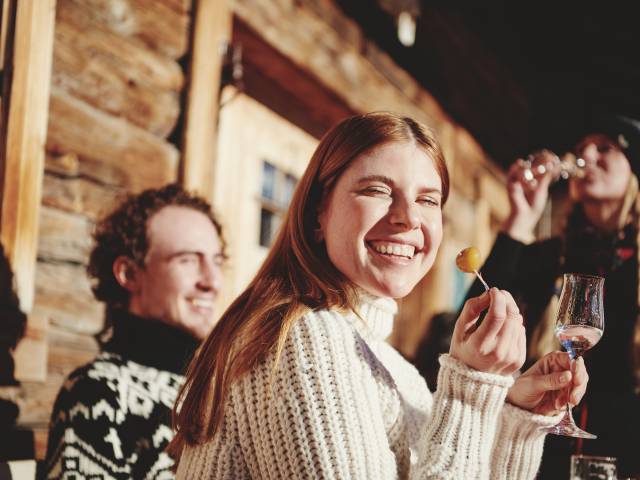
[103,309,200,375]
[351,291,397,341]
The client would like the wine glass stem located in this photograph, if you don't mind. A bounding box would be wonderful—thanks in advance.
[565,355,576,418]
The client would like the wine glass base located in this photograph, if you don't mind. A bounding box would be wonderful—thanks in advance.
[542,421,597,439]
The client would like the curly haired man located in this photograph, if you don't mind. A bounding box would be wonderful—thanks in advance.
[44,184,225,479]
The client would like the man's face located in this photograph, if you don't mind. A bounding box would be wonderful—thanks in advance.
[569,133,632,202]
[127,206,224,340]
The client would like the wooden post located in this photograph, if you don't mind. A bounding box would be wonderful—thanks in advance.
[180,0,232,201]
[0,0,57,312]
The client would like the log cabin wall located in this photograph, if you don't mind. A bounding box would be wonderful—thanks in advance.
[2,0,191,458]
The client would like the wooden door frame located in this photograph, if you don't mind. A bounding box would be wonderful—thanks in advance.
[0,0,57,313]
[180,0,232,201]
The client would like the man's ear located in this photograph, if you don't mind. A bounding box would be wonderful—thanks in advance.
[113,256,142,293]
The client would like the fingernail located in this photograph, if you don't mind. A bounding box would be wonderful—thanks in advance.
[560,372,571,383]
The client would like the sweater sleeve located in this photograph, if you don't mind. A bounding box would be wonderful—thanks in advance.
[412,354,515,479]
[490,404,563,479]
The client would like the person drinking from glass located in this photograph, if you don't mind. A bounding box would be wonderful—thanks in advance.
[463,112,640,478]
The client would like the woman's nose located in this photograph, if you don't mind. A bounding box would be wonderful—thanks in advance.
[388,197,420,229]
[579,143,599,165]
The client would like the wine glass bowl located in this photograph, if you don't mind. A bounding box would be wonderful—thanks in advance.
[521,149,586,186]
[543,273,604,439]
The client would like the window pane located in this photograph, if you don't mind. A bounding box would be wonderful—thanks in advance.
[259,208,273,247]
[271,213,283,243]
[281,174,297,207]
[261,161,276,200]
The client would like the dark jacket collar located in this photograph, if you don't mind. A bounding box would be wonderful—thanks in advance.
[103,309,200,375]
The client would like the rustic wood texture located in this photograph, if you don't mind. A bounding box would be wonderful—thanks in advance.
[52,16,182,137]
[231,0,506,192]
[234,20,355,140]
[47,87,180,192]
[0,0,56,312]
[34,261,103,335]
[56,0,190,59]
[181,0,232,200]
[13,312,48,382]
[56,1,184,91]
[42,172,124,221]
[38,206,93,265]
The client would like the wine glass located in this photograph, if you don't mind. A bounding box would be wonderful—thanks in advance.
[543,273,604,439]
[520,149,586,186]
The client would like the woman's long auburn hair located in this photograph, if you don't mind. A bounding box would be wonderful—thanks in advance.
[168,112,450,455]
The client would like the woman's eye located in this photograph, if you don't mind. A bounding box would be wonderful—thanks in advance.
[363,186,391,196]
[417,196,440,207]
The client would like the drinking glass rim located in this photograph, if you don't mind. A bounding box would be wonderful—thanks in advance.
[571,454,617,462]
[563,273,604,280]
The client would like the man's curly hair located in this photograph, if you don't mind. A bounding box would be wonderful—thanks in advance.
[87,183,225,309]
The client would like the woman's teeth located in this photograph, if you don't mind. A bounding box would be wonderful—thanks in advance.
[371,242,415,258]
[190,298,214,309]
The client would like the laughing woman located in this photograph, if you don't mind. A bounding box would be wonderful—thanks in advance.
[169,112,588,479]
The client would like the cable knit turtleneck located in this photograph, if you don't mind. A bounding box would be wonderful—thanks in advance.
[177,297,559,479]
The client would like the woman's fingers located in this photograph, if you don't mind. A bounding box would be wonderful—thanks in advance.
[569,357,589,405]
[538,352,588,407]
[468,289,525,375]
[476,288,507,341]
[454,291,491,340]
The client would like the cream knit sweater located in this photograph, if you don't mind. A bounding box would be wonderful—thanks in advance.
[177,296,558,479]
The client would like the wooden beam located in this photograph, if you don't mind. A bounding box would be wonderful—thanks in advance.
[180,0,232,201]
[0,0,57,312]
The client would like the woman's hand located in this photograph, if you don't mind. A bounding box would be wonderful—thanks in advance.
[449,288,526,376]
[502,152,555,243]
[507,352,588,415]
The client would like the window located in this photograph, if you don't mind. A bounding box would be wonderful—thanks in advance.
[259,161,297,247]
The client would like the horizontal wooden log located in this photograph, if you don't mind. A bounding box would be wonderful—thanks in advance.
[46,87,179,191]
[42,173,124,221]
[0,376,65,427]
[47,323,99,361]
[38,206,93,264]
[0,327,100,451]
[34,261,103,335]
[58,0,190,59]
[56,0,184,91]
[52,22,180,138]
[127,0,191,58]
[45,152,80,177]
[52,18,181,137]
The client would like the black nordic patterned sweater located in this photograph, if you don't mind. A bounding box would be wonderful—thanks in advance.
[44,310,199,479]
